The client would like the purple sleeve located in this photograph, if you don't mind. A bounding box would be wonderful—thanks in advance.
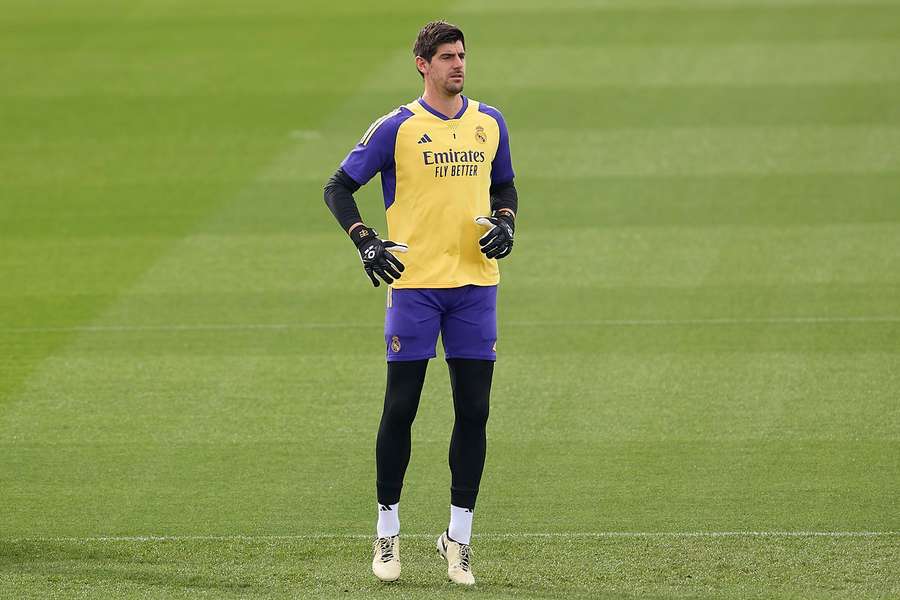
[478,104,515,185]
[339,108,409,186]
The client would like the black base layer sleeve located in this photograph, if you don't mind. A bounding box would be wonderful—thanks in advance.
[376,359,429,506]
[447,358,494,509]
[489,179,518,217]
[323,167,364,233]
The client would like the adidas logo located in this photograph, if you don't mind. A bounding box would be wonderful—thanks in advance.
[417,133,433,144]
[379,504,392,512]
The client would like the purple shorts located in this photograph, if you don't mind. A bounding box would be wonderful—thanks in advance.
[385,285,498,362]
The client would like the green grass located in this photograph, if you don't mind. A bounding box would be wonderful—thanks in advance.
[3,536,897,599]
[1,0,899,598]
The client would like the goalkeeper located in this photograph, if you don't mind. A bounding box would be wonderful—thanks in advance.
[322,20,518,587]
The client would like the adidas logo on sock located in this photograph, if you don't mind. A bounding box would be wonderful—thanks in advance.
[417,133,432,144]
[379,504,392,511]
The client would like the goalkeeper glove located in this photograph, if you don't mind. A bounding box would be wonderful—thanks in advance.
[475,211,515,259]
[350,225,408,287]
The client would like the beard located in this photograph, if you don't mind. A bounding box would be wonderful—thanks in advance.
[443,78,464,95]
[432,71,464,96]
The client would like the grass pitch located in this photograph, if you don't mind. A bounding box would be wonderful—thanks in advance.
[1,0,899,598]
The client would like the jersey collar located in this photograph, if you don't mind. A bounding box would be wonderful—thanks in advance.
[417,95,468,120]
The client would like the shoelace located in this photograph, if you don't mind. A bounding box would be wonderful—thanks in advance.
[375,537,395,562]
[458,543,471,572]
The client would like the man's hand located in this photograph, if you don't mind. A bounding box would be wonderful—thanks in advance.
[475,212,515,259]
[351,225,408,287]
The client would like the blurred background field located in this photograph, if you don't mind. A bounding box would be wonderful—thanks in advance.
[1,0,898,598]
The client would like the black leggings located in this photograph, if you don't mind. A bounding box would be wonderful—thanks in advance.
[376,358,493,509]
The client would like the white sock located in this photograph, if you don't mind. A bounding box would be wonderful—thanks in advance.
[376,503,400,538]
[448,504,474,545]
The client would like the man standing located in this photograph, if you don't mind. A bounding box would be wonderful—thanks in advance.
[323,20,518,586]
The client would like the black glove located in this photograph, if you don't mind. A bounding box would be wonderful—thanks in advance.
[475,212,515,259]
[350,225,408,287]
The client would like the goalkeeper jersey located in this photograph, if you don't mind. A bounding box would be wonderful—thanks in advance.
[340,96,514,289]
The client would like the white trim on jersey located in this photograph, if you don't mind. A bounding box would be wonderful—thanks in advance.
[360,108,401,146]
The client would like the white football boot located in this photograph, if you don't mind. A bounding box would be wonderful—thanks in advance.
[436,530,475,585]
[372,535,401,582]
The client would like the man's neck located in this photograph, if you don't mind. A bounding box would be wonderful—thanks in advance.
[422,89,463,119]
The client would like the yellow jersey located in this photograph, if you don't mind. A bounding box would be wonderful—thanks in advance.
[340,96,514,288]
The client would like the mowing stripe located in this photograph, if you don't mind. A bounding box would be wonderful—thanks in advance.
[457,0,900,11]
[3,316,899,334]
[4,531,898,543]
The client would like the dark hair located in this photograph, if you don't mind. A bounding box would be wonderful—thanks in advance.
[413,20,465,78]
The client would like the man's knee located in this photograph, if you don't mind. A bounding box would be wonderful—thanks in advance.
[381,359,428,429]
[447,358,493,427]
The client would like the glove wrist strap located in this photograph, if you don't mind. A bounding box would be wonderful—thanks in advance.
[494,210,515,231]
[350,224,377,248]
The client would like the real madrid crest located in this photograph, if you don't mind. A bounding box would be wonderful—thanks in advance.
[391,335,401,353]
[475,125,487,144]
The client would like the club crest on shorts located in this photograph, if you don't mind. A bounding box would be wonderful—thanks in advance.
[475,125,487,144]
[391,335,401,353]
